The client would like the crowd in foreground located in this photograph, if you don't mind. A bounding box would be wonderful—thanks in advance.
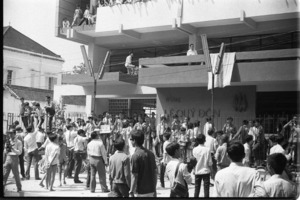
[3,97,300,197]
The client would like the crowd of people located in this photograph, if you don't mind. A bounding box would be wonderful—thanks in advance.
[62,0,151,29]
[3,96,299,197]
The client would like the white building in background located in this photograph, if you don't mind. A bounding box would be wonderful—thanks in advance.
[3,26,65,128]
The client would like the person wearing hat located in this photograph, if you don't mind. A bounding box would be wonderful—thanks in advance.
[44,96,56,131]
[3,128,23,192]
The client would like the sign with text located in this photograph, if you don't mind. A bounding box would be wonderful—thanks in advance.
[100,125,111,134]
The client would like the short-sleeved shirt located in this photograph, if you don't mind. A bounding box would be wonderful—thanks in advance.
[45,142,60,166]
[131,146,157,194]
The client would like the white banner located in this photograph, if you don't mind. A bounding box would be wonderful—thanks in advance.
[99,125,111,134]
[208,52,236,90]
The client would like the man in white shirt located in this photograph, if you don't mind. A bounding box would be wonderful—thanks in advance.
[160,132,172,188]
[243,135,253,167]
[214,141,257,197]
[203,117,213,136]
[186,44,198,56]
[124,51,136,75]
[44,133,60,191]
[15,127,26,179]
[64,124,77,178]
[24,126,41,180]
[87,131,109,193]
[3,129,23,192]
[193,134,212,197]
[252,153,296,198]
[204,129,218,184]
[73,129,87,183]
[166,142,192,197]
[269,135,291,160]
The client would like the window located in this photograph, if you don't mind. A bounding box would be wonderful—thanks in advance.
[47,77,57,90]
[48,77,53,90]
[6,70,13,85]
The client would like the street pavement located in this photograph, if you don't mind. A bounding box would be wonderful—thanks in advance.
[4,166,217,197]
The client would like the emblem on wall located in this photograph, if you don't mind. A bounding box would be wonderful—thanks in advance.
[233,92,248,112]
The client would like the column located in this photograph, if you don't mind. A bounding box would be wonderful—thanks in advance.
[85,95,94,116]
[88,43,111,73]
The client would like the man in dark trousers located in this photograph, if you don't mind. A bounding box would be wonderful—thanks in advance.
[109,137,131,197]
[129,129,157,197]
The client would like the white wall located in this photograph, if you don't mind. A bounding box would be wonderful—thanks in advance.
[95,0,298,32]
[3,49,63,89]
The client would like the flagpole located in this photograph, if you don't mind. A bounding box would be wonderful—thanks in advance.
[211,72,214,129]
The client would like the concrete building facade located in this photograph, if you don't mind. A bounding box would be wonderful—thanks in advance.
[54,0,299,132]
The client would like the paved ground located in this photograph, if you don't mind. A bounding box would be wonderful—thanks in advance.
[4,166,217,197]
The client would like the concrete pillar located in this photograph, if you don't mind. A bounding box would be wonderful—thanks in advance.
[88,43,111,73]
[189,34,202,54]
[85,95,94,116]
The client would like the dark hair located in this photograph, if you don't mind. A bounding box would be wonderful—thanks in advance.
[56,128,63,133]
[245,135,253,143]
[14,121,19,125]
[26,126,33,133]
[77,129,85,136]
[189,43,194,47]
[66,118,71,122]
[180,127,186,132]
[58,136,64,142]
[242,120,249,125]
[206,117,211,122]
[187,122,194,129]
[269,135,277,143]
[173,114,178,118]
[165,127,171,133]
[35,103,40,107]
[129,51,133,55]
[194,120,200,127]
[276,134,284,144]
[46,131,52,136]
[49,133,58,142]
[15,127,23,132]
[267,153,287,174]
[163,132,171,140]
[227,117,233,121]
[130,129,144,146]
[114,137,125,151]
[227,141,245,162]
[207,128,214,136]
[66,124,73,130]
[166,142,180,157]
[196,134,206,144]
[90,131,98,139]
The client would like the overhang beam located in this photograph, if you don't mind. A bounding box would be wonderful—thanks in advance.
[240,10,257,29]
[119,24,141,39]
[172,18,197,35]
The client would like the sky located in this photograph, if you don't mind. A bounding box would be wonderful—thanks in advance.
[3,0,84,71]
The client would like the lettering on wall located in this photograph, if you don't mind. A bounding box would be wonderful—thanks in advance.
[233,92,248,112]
[164,108,221,118]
